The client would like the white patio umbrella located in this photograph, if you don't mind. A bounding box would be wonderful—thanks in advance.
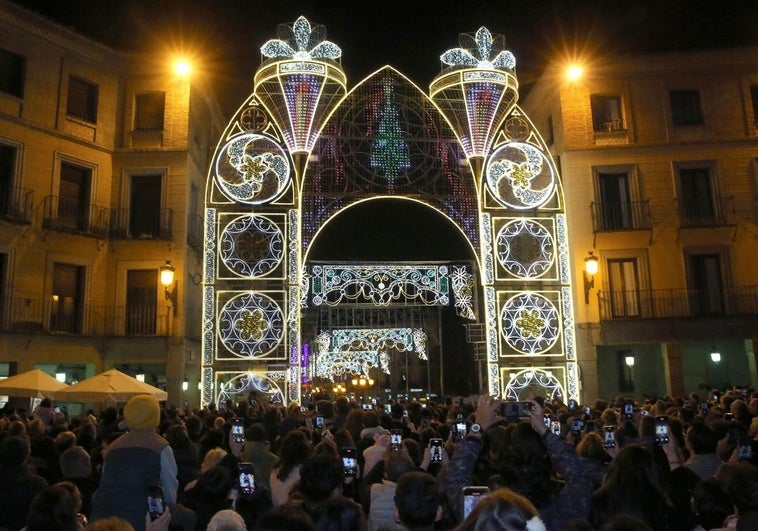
[55,368,167,402]
[0,368,68,398]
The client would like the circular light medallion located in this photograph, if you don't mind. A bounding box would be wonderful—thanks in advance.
[485,141,556,209]
[218,292,284,358]
[501,292,559,354]
[504,369,564,401]
[496,219,554,279]
[220,215,283,278]
[214,133,290,204]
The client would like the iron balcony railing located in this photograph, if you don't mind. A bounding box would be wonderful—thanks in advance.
[0,185,34,224]
[677,195,734,228]
[110,208,173,240]
[598,285,758,321]
[591,200,651,232]
[0,298,170,336]
[41,195,109,237]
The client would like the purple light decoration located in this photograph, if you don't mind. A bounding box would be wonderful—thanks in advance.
[300,343,310,383]
[282,74,321,152]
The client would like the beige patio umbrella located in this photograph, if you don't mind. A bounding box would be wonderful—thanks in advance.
[0,368,68,398]
[55,368,167,402]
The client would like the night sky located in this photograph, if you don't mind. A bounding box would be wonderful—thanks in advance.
[12,0,758,115]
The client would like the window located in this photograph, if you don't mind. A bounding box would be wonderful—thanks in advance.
[0,48,24,98]
[546,115,554,145]
[134,92,165,131]
[126,270,157,335]
[0,144,16,217]
[607,258,641,318]
[129,175,162,237]
[751,85,758,126]
[58,163,91,231]
[687,253,724,316]
[50,263,84,333]
[597,172,633,230]
[591,94,624,132]
[678,166,718,225]
[669,90,703,126]
[66,77,98,123]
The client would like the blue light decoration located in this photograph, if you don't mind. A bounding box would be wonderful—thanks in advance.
[370,81,411,182]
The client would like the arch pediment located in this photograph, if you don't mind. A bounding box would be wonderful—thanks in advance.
[301,66,480,251]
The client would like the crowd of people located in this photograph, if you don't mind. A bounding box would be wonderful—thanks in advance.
[0,387,757,531]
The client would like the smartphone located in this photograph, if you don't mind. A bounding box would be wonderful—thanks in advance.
[452,420,468,442]
[341,447,358,478]
[568,399,577,412]
[429,438,444,463]
[462,486,490,520]
[236,462,255,496]
[300,406,306,413]
[584,406,591,415]
[501,401,531,419]
[371,398,377,405]
[700,402,709,412]
[146,485,165,521]
[403,410,409,418]
[603,425,616,449]
[315,415,324,429]
[571,418,584,437]
[654,416,669,445]
[550,420,561,436]
[623,401,634,420]
[738,442,753,461]
[231,418,245,445]
[391,429,403,451]
[362,404,372,410]
[384,404,392,414]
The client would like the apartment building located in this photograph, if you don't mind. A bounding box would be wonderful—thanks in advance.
[522,47,758,401]
[0,1,224,410]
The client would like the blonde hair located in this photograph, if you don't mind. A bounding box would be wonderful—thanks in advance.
[201,447,228,473]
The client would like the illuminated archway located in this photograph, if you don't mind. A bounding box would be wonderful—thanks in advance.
[201,17,579,405]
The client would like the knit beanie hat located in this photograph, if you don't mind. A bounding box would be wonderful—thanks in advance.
[124,394,160,430]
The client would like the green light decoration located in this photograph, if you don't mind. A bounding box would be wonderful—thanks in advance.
[370,81,411,180]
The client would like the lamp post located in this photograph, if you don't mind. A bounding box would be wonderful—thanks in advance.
[160,260,178,316]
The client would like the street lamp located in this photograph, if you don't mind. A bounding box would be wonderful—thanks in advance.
[160,260,178,316]
[584,251,599,304]
[566,64,584,81]
[174,58,191,77]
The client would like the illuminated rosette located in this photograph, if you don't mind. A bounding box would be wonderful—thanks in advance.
[496,219,555,279]
[485,141,556,209]
[218,292,284,358]
[500,292,560,354]
[214,133,290,204]
[219,215,284,278]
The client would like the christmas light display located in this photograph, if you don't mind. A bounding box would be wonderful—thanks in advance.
[202,17,581,406]
[216,371,285,405]
[220,214,284,278]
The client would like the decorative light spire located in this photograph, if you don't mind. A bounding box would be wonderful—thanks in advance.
[261,16,342,61]
[440,27,516,71]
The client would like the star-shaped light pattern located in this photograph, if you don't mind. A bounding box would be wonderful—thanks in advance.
[507,162,534,190]
[440,27,515,71]
[501,292,560,355]
[235,309,267,341]
[497,219,555,279]
[261,16,341,61]
[515,309,544,338]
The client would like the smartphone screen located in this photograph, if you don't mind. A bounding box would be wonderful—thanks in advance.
[231,418,245,444]
[550,420,561,436]
[543,413,551,427]
[341,447,357,477]
[362,404,372,410]
[391,429,403,451]
[429,438,443,463]
[462,486,490,519]
[237,462,255,496]
[146,485,165,521]
[315,415,324,429]
[603,425,616,449]
[452,421,467,442]
[654,416,669,445]
[384,404,392,414]
[584,406,591,415]
[623,402,634,420]
[403,410,409,418]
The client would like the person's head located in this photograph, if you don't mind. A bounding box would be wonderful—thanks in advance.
[402,438,422,467]
[206,509,247,531]
[686,423,717,455]
[457,487,544,531]
[310,497,367,531]
[123,394,160,431]
[298,455,344,503]
[165,424,191,450]
[493,423,553,508]
[55,431,77,453]
[725,463,758,516]
[246,423,267,443]
[191,466,233,503]
[385,450,416,483]
[40,398,52,408]
[692,478,734,530]
[394,471,441,529]
[55,481,83,513]
[60,446,92,479]
[257,504,314,531]
[599,515,654,531]
[0,435,30,467]
[201,447,228,473]
[576,431,605,461]
[86,516,134,530]
[25,483,79,531]
[275,429,311,480]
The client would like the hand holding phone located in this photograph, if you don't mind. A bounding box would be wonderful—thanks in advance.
[231,418,245,445]
[462,486,490,520]
[341,447,358,478]
[237,462,255,496]
[603,425,616,449]
[146,485,165,521]
[391,429,403,451]
[429,438,444,463]
[654,416,669,445]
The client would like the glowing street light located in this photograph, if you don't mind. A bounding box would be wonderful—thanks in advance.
[566,64,583,81]
[174,59,191,77]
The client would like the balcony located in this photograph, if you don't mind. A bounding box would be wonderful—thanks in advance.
[0,185,33,224]
[591,200,651,232]
[598,286,758,321]
[110,208,173,240]
[187,214,203,253]
[41,196,109,238]
[678,195,734,228]
[1,298,170,336]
